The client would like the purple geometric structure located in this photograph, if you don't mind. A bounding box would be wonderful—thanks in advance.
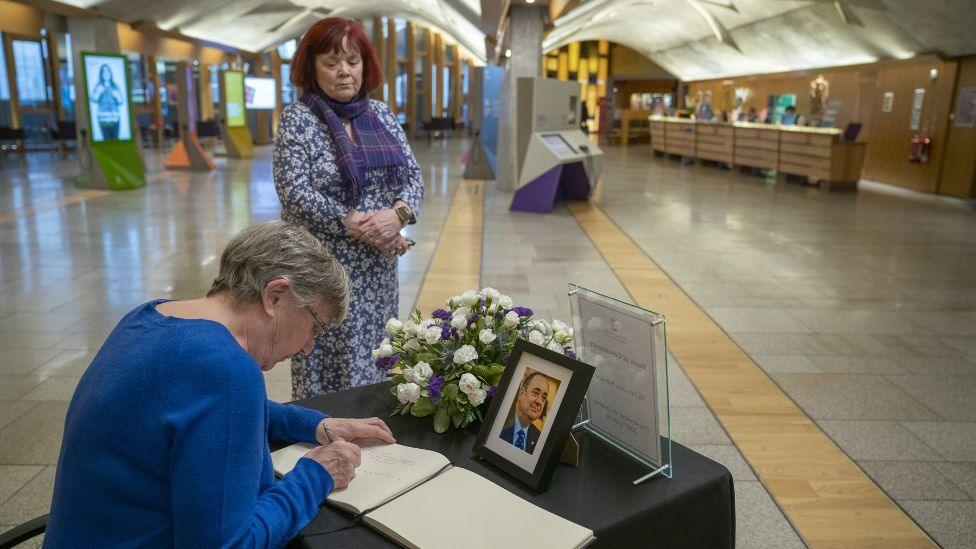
[510,161,592,213]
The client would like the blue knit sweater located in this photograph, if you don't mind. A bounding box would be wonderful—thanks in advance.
[45,300,333,548]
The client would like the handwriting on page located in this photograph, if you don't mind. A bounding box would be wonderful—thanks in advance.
[359,447,420,481]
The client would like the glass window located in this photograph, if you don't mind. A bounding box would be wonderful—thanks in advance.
[277,39,297,61]
[442,66,451,116]
[281,63,295,105]
[395,63,407,110]
[414,27,426,53]
[461,61,469,95]
[59,32,75,118]
[444,45,455,65]
[127,53,146,104]
[12,40,48,107]
[210,66,219,106]
[0,39,10,100]
[395,19,407,60]
[381,17,389,39]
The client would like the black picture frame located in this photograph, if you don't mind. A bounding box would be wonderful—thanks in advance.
[473,339,594,492]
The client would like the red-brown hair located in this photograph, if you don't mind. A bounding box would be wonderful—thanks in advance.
[290,18,383,96]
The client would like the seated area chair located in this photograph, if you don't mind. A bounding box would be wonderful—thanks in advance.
[0,514,48,548]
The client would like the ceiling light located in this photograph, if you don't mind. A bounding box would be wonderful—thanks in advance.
[505,49,512,58]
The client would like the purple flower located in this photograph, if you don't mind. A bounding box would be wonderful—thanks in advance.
[432,308,452,321]
[488,385,497,397]
[564,348,577,359]
[468,311,480,324]
[501,353,511,364]
[510,306,533,317]
[428,375,445,401]
[440,326,460,341]
[375,353,400,370]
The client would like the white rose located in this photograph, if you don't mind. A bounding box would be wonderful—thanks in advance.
[419,318,436,329]
[528,330,545,346]
[451,314,469,330]
[424,325,442,344]
[453,306,471,319]
[370,347,380,360]
[498,295,514,309]
[467,388,487,406]
[448,295,462,307]
[532,320,552,336]
[479,328,497,344]
[481,287,500,301]
[553,330,569,344]
[376,339,394,358]
[552,319,570,334]
[414,361,433,382]
[458,372,480,394]
[396,382,421,404]
[488,302,499,314]
[402,366,418,383]
[403,338,421,352]
[385,318,404,336]
[453,344,479,364]
[403,320,418,337]
[504,311,520,327]
[461,290,480,306]
[547,339,563,353]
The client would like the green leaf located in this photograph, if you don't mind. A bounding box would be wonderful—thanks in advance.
[472,365,490,379]
[487,363,506,385]
[452,410,463,428]
[411,308,422,324]
[411,397,435,417]
[434,405,451,433]
[476,317,487,331]
[417,352,438,364]
[400,403,413,416]
[442,383,459,401]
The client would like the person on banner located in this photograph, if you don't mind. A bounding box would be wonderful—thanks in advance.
[500,372,551,454]
[44,221,396,547]
[274,17,425,399]
[91,64,125,139]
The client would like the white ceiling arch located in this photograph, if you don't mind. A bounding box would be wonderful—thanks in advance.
[544,0,976,81]
[54,0,488,62]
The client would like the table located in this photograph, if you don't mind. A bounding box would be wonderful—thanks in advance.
[281,383,735,549]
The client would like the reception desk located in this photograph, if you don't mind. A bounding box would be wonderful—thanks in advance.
[649,117,866,191]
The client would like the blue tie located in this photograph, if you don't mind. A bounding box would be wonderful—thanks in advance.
[515,429,525,450]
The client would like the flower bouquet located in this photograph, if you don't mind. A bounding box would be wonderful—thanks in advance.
[372,287,576,433]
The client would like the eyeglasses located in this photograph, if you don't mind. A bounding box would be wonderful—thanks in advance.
[304,305,329,339]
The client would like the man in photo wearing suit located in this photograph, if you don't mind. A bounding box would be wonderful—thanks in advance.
[500,372,549,454]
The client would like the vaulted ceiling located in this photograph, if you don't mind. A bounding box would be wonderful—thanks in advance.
[545,0,976,80]
[54,0,489,62]
[46,0,976,80]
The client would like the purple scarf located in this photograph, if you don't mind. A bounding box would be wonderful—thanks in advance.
[300,91,407,206]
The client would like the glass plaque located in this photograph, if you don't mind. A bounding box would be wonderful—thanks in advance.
[569,283,672,480]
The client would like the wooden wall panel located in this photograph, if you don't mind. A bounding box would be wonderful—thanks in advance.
[862,60,957,194]
[939,56,976,198]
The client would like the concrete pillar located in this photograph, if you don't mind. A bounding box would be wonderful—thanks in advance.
[496,4,545,192]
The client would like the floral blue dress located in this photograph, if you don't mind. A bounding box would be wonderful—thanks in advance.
[273,99,424,399]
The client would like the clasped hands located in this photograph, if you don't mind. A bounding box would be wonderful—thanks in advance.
[346,206,409,256]
[304,417,396,490]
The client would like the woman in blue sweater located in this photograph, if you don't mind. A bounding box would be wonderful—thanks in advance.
[45,221,396,547]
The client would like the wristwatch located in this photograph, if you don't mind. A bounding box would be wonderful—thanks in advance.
[396,205,416,225]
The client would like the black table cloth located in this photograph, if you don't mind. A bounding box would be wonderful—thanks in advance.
[281,383,734,549]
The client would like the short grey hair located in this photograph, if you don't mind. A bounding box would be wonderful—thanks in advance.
[208,221,349,324]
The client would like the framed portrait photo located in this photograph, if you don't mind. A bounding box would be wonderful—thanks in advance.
[474,339,594,492]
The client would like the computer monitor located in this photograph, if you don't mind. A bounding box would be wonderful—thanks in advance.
[542,134,576,158]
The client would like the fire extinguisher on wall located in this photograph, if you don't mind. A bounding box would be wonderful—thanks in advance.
[909,132,922,163]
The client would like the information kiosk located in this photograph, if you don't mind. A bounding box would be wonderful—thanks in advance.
[164,61,215,172]
[76,52,146,190]
[510,77,602,214]
[219,70,254,158]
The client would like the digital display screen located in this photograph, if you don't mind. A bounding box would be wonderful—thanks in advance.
[542,134,576,158]
[83,54,132,142]
[224,71,246,127]
[244,76,276,110]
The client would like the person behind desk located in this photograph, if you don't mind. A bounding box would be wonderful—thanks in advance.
[780,106,798,126]
[45,221,397,548]
[500,372,550,454]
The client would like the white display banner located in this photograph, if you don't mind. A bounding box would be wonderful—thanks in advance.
[84,54,132,142]
[576,292,661,465]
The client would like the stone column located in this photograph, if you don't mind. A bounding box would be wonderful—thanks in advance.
[495,4,545,192]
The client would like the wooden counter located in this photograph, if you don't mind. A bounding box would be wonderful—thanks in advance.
[647,117,866,191]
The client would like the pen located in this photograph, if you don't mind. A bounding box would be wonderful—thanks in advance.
[322,422,335,443]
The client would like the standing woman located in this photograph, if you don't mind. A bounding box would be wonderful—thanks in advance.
[274,18,424,398]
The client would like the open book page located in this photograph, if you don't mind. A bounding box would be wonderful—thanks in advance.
[364,467,594,549]
[270,441,451,514]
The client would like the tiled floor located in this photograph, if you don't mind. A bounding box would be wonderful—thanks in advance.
[1,137,975,546]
